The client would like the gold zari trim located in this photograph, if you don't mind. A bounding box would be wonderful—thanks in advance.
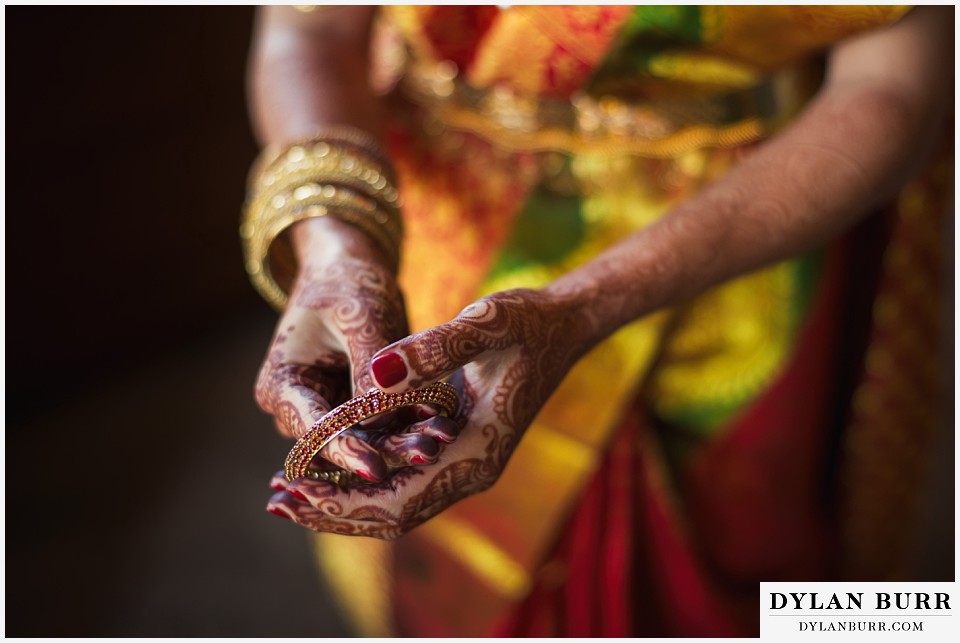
[401,60,815,157]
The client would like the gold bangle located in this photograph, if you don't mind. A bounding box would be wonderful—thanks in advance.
[256,127,393,173]
[242,202,401,311]
[284,382,461,482]
[255,140,397,187]
[254,144,402,211]
[242,131,404,311]
[260,165,402,214]
[306,124,392,166]
[249,186,402,263]
[249,181,401,238]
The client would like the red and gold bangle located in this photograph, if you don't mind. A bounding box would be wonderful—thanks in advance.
[284,382,461,482]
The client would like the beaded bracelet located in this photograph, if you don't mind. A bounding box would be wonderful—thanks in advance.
[284,382,461,482]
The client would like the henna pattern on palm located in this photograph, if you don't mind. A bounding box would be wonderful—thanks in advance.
[269,289,595,538]
[255,258,417,481]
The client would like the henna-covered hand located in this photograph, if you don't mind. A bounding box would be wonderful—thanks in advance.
[254,219,442,482]
[266,288,595,538]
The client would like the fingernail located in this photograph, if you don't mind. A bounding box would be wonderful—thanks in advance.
[417,407,436,420]
[355,468,377,482]
[287,487,308,502]
[410,455,430,465]
[434,434,453,444]
[371,352,407,389]
[267,506,291,520]
[270,480,286,491]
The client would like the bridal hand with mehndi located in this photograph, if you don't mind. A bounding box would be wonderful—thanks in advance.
[254,217,455,488]
[265,287,596,538]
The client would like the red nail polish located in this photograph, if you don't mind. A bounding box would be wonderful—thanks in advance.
[417,407,436,420]
[355,468,377,482]
[287,487,308,502]
[270,481,286,491]
[434,434,453,444]
[267,506,291,520]
[410,455,430,465]
[371,352,407,388]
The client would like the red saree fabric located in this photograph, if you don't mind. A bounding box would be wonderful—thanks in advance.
[491,221,884,636]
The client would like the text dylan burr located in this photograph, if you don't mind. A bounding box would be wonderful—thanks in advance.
[770,593,951,610]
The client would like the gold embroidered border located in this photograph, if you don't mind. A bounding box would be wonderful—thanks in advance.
[400,60,816,157]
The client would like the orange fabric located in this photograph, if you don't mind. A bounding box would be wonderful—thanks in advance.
[466,6,633,97]
[387,124,540,331]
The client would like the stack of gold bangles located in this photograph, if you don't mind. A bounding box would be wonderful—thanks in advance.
[241,125,404,311]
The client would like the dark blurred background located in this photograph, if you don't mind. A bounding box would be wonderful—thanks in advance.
[6,6,351,636]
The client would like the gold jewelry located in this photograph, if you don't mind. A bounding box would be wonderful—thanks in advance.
[249,181,402,242]
[247,148,402,255]
[242,180,402,293]
[242,128,404,311]
[255,126,393,171]
[243,202,399,311]
[304,468,364,486]
[254,143,402,211]
[261,166,402,216]
[401,58,817,158]
[273,201,399,265]
[284,382,461,482]
[308,125,393,167]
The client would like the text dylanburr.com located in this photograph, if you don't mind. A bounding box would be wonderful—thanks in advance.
[760,582,957,641]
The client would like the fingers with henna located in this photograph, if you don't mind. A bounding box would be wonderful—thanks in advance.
[369,311,496,393]
[356,407,403,430]
[402,415,461,444]
[255,358,339,439]
[266,490,299,521]
[318,411,452,476]
[399,403,440,424]
[319,432,390,482]
[365,431,441,467]
[266,489,333,526]
[266,486,407,538]
[269,470,290,492]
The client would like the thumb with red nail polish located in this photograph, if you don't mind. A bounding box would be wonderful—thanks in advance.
[368,309,494,393]
[371,351,409,390]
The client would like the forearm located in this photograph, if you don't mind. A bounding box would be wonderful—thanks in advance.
[548,7,950,349]
[247,6,390,271]
[550,83,930,340]
[248,5,382,145]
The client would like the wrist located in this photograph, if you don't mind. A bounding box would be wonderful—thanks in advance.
[542,248,660,354]
[540,278,611,359]
[291,215,395,270]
